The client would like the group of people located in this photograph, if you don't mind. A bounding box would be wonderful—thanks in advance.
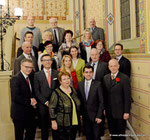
[10,16,132,140]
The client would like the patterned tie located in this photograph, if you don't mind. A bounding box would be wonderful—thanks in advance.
[47,70,51,88]
[85,81,89,100]
[54,29,58,45]
[112,74,115,80]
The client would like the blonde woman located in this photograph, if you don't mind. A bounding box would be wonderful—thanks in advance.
[79,29,95,63]
[58,55,78,89]
[39,31,58,53]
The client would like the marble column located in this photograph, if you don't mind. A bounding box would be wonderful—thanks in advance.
[0,71,14,140]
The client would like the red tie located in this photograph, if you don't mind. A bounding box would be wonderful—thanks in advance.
[47,70,51,88]
[112,74,115,80]
[26,77,29,85]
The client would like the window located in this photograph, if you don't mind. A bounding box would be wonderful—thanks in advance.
[120,0,131,40]
[135,0,140,37]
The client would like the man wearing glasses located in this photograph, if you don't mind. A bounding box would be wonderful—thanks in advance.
[10,58,37,140]
[34,54,59,140]
[13,41,38,75]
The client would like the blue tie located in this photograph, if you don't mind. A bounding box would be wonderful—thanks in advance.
[85,81,89,100]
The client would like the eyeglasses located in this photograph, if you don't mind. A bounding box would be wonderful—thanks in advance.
[22,65,34,69]
[41,59,52,62]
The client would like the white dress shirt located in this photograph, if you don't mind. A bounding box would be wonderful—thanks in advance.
[23,52,32,60]
[53,28,59,42]
[111,71,119,79]
[43,68,51,80]
[116,55,122,62]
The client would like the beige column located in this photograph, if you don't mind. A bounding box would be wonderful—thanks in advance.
[0,71,15,140]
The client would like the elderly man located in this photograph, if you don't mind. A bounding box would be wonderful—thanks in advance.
[13,41,38,75]
[88,48,109,82]
[45,18,65,52]
[103,59,132,140]
[88,18,105,42]
[10,58,37,140]
[20,16,42,48]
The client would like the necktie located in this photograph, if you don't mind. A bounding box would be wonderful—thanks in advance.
[85,81,89,100]
[112,74,115,80]
[93,63,95,69]
[47,70,51,88]
[54,29,58,45]
[28,55,31,59]
[26,77,29,85]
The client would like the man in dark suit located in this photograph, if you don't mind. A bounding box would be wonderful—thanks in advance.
[10,58,37,140]
[88,48,109,136]
[88,18,105,42]
[45,18,65,52]
[13,41,38,75]
[114,43,131,78]
[88,48,109,82]
[103,59,132,140]
[34,54,59,140]
[78,65,104,140]
[17,31,38,60]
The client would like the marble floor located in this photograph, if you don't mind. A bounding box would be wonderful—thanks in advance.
[35,128,134,140]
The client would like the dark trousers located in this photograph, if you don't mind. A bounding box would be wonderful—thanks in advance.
[52,125,78,140]
[83,116,102,140]
[13,119,36,140]
[107,113,126,140]
[38,103,50,140]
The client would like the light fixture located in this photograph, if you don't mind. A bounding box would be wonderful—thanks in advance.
[0,0,23,71]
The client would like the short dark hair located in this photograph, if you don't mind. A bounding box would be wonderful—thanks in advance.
[83,65,94,72]
[114,43,123,50]
[41,54,52,61]
[24,31,33,37]
[20,58,33,65]
[43,41,53,48]
[64,30,73,38]
[69,46,79,58]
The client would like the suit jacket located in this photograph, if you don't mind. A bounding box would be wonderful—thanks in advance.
[118,56,131,78]
[103,72,132,119]
[10,72,35,120]
[17,46,38,60]
[13,54,39,76]
[34,69,59,105]
[88,26,105,42]
[45,27,65,47]
[88,61,109,83]
[78,80,104,122]
[74,58,85,82]
[99,50,111,63]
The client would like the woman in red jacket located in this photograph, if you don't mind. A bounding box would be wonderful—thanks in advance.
[58,55,78,89]
[95,40,111,63]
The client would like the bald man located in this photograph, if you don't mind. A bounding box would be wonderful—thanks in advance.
[103,59,132,140]
[13,41,38,75]
[20,16,42,48]
[88,18,105,42]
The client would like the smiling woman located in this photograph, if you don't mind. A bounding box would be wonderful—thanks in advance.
[49,71,80,140]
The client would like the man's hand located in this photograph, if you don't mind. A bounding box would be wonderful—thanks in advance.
[52,120,58,130]
[123,113,129,120]
[95,118,102,124]
[31,98,37,106]
[45,101,49,107]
